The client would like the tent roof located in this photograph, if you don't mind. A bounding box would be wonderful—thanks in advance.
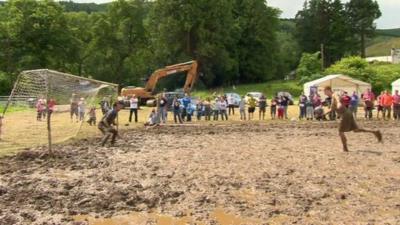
[304,74,371,87]
[392,78,400,85]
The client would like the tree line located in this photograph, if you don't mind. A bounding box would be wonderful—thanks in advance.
[0,0,381,95]
[296,0,381,67]
[0,0,294,95]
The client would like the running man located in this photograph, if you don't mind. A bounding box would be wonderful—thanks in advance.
[98,102,123,146]
[324,86,382,152]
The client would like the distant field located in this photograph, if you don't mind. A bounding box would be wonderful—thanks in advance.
[193,80,303,99]
[366,37,400,57]
[366,28,400,57]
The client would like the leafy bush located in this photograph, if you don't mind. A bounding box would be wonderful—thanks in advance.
[0,71,11,95]
[296,52,322,84]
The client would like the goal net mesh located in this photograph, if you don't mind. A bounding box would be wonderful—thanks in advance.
[0,69,118,152]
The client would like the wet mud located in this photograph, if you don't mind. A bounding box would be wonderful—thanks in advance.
[0,121,399,224]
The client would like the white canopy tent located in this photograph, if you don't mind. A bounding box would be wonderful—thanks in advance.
[304,74,372,99]
[392,78,400,95]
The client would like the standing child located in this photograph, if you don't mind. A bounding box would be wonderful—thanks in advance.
[239,96,246,121]
[270,97,277,119]
[78,98,86,121]
[87,107,97,126]
[36,98,45,121]
[277,97,285,119]
[258,95,267,120]
[219,97,228,121]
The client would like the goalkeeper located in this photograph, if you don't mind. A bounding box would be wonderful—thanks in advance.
[98,102,123,146]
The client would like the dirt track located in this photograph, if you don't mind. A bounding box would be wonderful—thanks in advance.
[0,121,400,225]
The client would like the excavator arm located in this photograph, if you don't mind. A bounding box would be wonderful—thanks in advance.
[144,61,198,94]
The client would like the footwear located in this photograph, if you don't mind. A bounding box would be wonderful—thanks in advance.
[374,131,383,143]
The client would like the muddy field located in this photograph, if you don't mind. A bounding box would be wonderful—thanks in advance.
[0,121,400,225]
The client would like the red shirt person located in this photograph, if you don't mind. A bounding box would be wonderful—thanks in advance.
[381,90,393,120]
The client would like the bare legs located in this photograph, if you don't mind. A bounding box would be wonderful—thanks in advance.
[339,129,382,152]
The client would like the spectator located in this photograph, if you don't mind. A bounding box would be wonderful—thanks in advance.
[281,96,289,119]
[219,97,228,121]
[247,96,257,120]
[349,92,359,118]
[277,97,285,120]
[382,90,393,120]
[306,97,314,120]
[145,109,158,127]
[259,95,267,120]
[376,91,384,120]
[203,98,212,121]
[341,91,351,108]
[70,94,79,122]
[212,98,220,121]
[36,97,46,121]
[157,93,168,123]
[172,97,183,124]
[47,98,56,120]
[270,97,277,120]
[393,90,400,120]
[363,88,375,120]
[100,97,110,115]
[87,107,97,126]
[186,102,194,122]
[181,93,191,120]
[239,96,246,121]
[227,95,235,115]
[78,98,86,121]
[196,101,203,121]
[129,95,139,123]
[299,93,307,120]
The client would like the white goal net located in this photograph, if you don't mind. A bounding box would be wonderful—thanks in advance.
[0,69,118,153]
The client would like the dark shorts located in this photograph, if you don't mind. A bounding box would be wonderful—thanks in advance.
[339,109,358,133]
[259,107,266,113]
[248,107,255,113]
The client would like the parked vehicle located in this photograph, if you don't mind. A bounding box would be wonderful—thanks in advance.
[225,92,241,107]
[245,92,263,105]
[276,91,294,105]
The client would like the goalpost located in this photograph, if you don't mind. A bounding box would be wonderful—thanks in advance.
[1,69,118,153]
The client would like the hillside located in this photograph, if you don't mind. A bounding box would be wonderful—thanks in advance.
[366,28,400,57]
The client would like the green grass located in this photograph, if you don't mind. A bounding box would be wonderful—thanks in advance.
[366,37,400,57]
[193,80,303,99]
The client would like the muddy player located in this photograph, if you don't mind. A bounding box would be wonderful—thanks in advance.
[98,102,123,146]
[324,86,382,152]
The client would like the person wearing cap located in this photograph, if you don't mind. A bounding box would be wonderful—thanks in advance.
[324,86,382,152]
[98,101,123,146]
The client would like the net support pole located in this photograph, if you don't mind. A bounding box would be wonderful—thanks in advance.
[45,71,52,154]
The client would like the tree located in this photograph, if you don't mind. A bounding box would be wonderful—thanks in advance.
[297,52,322,84]
[234,0,280,82]
[87,0,149,86]
[295,0,355,67]
[346,0,381,58]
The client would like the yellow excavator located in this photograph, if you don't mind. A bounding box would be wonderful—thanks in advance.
[121,60,198,105]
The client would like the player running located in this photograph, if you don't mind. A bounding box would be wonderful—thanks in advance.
[324,86,382,152]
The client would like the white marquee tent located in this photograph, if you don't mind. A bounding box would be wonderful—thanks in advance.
[392,78,400,94]
[303,74,372,98]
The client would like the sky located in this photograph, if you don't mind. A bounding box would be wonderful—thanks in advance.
[73,0,399,29]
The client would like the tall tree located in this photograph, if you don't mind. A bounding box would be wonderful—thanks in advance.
[346,0,381,58]
[295,0,354,67]
[234,0,280,82]
[88,0,149,85]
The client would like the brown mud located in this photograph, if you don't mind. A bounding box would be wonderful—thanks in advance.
[0,121,399,224]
